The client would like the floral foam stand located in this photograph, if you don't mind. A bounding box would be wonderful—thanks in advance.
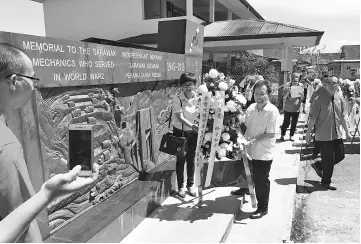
[194,69,257,208]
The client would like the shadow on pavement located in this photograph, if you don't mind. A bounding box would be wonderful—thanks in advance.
[150,194,239,223]
[297,180,328,194]
[274,177,297,185]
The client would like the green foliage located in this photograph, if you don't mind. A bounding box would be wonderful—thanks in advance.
[231,51,280,85]
[231,51,281,108]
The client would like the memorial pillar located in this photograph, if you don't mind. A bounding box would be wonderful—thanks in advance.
[279,44,293,110]
[209,0,215,22]
[227,10,232,20]
[186,0,193,17]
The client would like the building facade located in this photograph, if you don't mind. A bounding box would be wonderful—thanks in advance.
[327,45,360,80]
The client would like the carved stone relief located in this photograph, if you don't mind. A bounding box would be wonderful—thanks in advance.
[36,84,180,232]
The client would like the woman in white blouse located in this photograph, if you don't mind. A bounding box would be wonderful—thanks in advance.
[172,73,199,198]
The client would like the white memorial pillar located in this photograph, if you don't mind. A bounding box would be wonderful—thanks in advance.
[209,0,215,22]
[160,0,167,18]
[227,10,232,20]
[186,0,193,17]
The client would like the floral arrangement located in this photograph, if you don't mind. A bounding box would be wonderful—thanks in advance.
[197,69,248,160]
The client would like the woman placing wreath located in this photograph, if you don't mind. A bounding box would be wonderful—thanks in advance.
[172,73,199,198]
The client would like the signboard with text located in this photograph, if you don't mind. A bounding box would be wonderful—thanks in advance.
[0,31,201,88]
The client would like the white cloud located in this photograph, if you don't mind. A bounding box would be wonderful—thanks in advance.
[335,40,360,45]
[248,0,360,17]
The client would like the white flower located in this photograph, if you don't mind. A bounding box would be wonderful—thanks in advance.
[232,86,239,92]
[226,143,233,151]
[209,69,219,79]
[232,90,238,97]
[218,81,228,91]
[228,79,236,86]
[237,113,246,123]
[225,94,229,99]
[235,94,247,105]
[236,134,247,145]
[198,84,208,94]
[204,132,213,142]
[218,148,227,158]
[224,126,229,131]
[221,133,231,141]
[220,142,228,149]
[256,75,264,81]
[226,100,237,112]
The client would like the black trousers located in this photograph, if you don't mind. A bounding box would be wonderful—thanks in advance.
[252,159,273,210]
[317,139,345,184]
[173,127,198,189]
[303,88,307,104]
[281,111,300,136]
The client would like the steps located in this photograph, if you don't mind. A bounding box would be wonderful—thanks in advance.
[121,187,240,243]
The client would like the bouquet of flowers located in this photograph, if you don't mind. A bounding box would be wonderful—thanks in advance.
[197,69,248,160]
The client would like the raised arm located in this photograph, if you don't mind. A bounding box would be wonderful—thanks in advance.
[0,163,99,243]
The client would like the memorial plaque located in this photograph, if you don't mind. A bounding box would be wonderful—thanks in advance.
[126,48,166,83]
[0,20,203,239]
[165,53,185,80]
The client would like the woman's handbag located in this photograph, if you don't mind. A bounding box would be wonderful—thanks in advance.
[159,97,188,157]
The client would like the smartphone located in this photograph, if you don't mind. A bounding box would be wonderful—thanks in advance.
[68,124,94,177]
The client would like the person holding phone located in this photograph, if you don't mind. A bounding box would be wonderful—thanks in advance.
[172,73,199,198]
[280,73,304,141]
[0,43,99,242]
[0,164,99,243]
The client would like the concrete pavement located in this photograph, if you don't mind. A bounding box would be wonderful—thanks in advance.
[120,113,305,243]
[226,114,306,243]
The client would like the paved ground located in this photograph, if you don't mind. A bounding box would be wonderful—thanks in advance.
[120,113,304,243]
[291,116,360,243]
[119,106,359,243]
[226,113,303,243]
[121,187,240,243]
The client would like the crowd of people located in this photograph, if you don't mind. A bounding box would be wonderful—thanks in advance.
[0,41,359,242]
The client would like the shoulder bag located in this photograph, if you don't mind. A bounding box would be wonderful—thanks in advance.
[159,96,188,157]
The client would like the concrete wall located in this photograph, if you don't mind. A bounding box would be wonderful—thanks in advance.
[43,0,202,41]
[341,62,360,80]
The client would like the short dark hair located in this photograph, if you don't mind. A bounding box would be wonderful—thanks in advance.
[253,80,272,94]
[179,72,197,86]
[0,43,27,78]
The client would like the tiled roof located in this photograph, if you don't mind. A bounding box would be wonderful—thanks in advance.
[204,19,323,44]
[341,45,360,60]
[318,53,341,64]
[118,19,324,46]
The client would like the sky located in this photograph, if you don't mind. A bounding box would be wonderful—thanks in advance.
[248,0,360,53]
[0,0,360,53]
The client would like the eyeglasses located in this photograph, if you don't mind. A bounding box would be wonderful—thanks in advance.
[5,74,40,86]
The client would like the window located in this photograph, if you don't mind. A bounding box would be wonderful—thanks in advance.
[144,0,162,20]
[167,1,186,17]
[347,66,351,70]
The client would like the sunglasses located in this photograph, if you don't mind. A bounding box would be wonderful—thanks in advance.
[5,74,40,86]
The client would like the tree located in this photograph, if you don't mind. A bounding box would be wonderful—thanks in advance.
[231,51,281,107]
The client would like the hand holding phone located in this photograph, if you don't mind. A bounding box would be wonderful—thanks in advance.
[68,124,94,177]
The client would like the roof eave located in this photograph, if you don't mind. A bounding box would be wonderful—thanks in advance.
[238,0,264,20]
[204,31,324,42]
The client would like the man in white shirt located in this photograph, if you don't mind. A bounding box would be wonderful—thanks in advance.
[244,80,279,219]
